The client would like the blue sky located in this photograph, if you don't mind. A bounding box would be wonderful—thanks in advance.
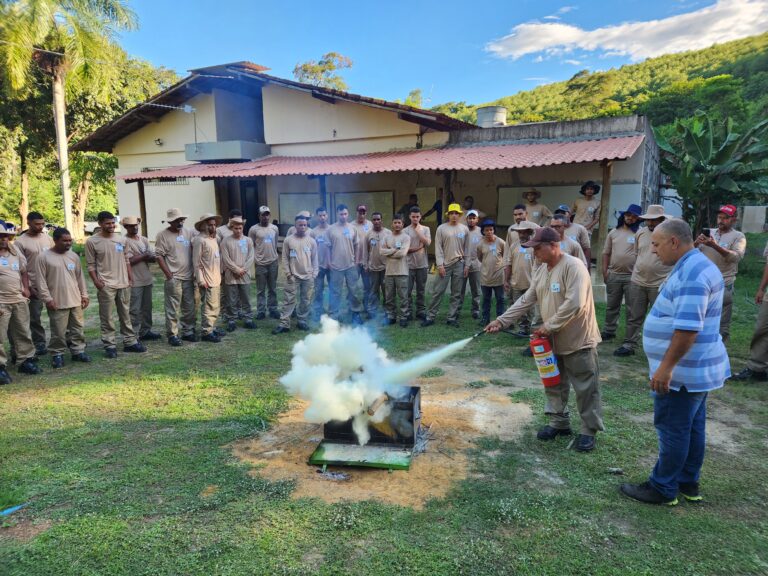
[120,0,768,107]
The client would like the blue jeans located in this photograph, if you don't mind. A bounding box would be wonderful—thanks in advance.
[649,388,708,499]
[481,285,505,323]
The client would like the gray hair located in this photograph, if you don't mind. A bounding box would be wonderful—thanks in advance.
[656,218,693,244]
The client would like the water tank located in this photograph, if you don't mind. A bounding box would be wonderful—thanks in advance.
[476,106,507,128]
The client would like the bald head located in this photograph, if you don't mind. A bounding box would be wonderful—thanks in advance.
[656,218,693,245]
[651,218,694,266]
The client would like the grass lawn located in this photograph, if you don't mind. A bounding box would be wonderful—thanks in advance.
[1,234,767,575]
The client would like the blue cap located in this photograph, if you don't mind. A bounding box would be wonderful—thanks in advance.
[554,204,570,213]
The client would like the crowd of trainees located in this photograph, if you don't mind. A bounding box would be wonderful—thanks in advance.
[0,189,765,388]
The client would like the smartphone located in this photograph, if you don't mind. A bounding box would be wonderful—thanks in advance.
[702,229,711,237]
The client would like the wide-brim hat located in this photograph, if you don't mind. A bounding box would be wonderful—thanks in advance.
[639,205,666,220]
[446,203,463,215]
[579,181,601,195]
[227,216,246,227]
[0,220,17,235]
[622,204,642,217]
[163,208,188,223]
[522,226,560,247]
[121,216,142,226]
[522,188,542,200]
[510,221,539,232]
[195,213,223,231]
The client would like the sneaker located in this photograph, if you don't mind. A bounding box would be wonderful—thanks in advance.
[139,331,162,341]
[420,318,434,327]
[243,320,257,330]
[201,332,222,343]
[536,425,572,441]
[620,481,678,506]
[71,352,92,363]
[269,310,281,320]
[105,347,118,359]
[35,345,48,356]
[600,332,616,341]
[272,326,290,335]
[399,320,409,328]
[18,359,43,375]
[181,333,198,343]
[678,482,703,502]
[729,367,768,382]
[613,345,635,357]
[226,321,237,332]
[521,347,533,357]
[256,312,266,320]
[351,312,364,325]
[51,354,64,369]
[297,321,310,331]
[167,336,183,347]
[0,367,11,385]
[575,434,596,452]
[124,342,147,353]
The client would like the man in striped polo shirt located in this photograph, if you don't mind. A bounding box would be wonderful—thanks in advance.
[620,219,729,506]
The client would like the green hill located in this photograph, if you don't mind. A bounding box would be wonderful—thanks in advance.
[433,32,768,129]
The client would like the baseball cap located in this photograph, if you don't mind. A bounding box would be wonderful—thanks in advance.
[446,203,463,215]
[259,206,271,214]
[522,227,560,247]
[718,204,737,217]
[466,209,479,218]
[554,204,570,214]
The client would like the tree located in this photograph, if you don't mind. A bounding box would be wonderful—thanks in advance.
[655,111,768,231]
[293,52,352,91]
[0,0,137,233]
[404,89,423,108]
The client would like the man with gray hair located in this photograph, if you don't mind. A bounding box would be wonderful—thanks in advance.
[621,218,729,505]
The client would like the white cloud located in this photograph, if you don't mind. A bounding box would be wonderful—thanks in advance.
[542,5,577,21]
[563,59,582,65]
[486,0,768,62]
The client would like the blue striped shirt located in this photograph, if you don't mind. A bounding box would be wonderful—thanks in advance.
[643,248,730,392]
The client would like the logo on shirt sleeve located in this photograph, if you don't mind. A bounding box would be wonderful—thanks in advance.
[289,249,298,258]
[67,262,76,271]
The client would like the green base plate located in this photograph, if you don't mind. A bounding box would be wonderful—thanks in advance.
[309,441,413,470]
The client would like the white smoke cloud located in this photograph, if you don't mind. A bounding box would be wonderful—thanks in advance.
[486,0,768,62]
[280,316,472,445]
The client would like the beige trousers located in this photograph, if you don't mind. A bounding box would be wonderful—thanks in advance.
[384,275,409,321]
[97,286,137,349]
[545,347,604,436]
[604,272,632,336]
[280,277,313,327]
[224,284,253,322]
[622,282,659,349]
[747,298,768,373]
[28,297,47,348]
[426,261,465,322]
[48,307,86,355]
[199,285,221,335]
[720,283,734,343]
[130,284,154,337]
[164,278,196,337]
[0,301,35,366]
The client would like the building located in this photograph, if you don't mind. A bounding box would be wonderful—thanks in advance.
[74,62,660,253]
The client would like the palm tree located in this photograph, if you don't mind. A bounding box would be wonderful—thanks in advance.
[0,0,137,233]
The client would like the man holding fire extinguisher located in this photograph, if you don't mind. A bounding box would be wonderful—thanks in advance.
[486,227,604,452]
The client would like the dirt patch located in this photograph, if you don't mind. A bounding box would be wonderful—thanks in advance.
[0,518,52,543]
[200,485,219,498]
[231,375,532,509]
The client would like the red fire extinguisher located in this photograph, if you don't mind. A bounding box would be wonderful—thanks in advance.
[529,336,561,387]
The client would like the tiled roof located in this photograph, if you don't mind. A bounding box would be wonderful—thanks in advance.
[121,135,644,182]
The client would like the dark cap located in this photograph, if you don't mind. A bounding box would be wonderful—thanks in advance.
[522,226,561,248]
[554,204,570,214]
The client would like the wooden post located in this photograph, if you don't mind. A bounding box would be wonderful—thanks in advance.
[319,175,327,210]
[596,160,613,282]
[137,180,148,238]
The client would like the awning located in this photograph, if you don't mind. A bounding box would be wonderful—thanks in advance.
[121,134,644,183]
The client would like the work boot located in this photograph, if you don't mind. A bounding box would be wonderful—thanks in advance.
[620,481,678,506]
[446,319,459,327]
[269,310,281,320]
[71,352,92,363]
[51,354,64,369]
[600,331,615,341]
[18,359,42,375]
[35,345,48,356]
[139,331,162,341]
[105,347,118,359]
[472,310,480,320]
[226,321,237,332]
[297,321,310,331]
[351,312,364,325]
[124,342,147,353]
[420,318,434,327]
[0,366,11,385]
[536,426,572,441]
[272,326,290,335]
[382,317,396,326]
[729,367,768,382]
[575,434,596,452]
[181,333,198,343]
[613,345,635,357]
[243,320,257,330]
[167,336,183,347]
[256,312,266,320]
[201,332,222,343]
[416,312,427,321]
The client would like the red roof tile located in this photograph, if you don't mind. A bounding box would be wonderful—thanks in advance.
[121,135,644,182]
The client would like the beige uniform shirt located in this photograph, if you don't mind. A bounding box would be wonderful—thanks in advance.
[404,224,431,269]
[0,249,27,304]
[497,254,601,355]
[435,222,470,267]
[192,235,222,288]
[155,227,194,280]
[699,228,746,285]
[380,233,411,276]
[14,232,54,289]
[467,227,483,272]
[603,226,637,275]
[34,249,87,309]
[248,224,279,266]
[216,224,233,244]
[560,239,588,268]
[310,225,331,270]
[282,234,318,280]
[352,219,373,263]
[85,233,130,289]
[220,235,254,285]
[631,227,671,288]
[327,223,359,271]
[525,203,553,227]
[476,237,506,287]
[565,222,591,253]
[125,235,154,287]
[506,242,535,290]
[364,228,391,272]
[572,197,600,228]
